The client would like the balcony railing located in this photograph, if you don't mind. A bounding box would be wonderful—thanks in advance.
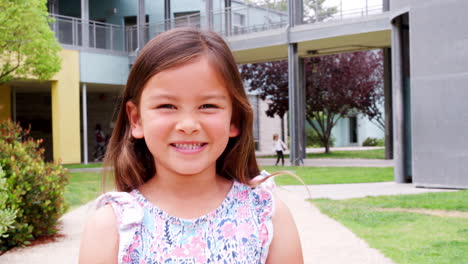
[49,1,384,53]
[50,14,126,52]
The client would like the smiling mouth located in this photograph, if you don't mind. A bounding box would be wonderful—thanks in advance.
[170,143,207,150]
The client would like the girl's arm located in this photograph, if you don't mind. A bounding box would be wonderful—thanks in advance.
[79,204,119,264]
[266,195,303,264]
[281,140,287,150]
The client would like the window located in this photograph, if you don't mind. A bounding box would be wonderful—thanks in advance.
[233,13,245,34]
[174,11,201,28]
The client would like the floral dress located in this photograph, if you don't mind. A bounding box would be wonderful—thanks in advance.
[96,180,275,264]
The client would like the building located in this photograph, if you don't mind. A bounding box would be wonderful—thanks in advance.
[229,0,468,188]
[0,0,288,162]
[2,0,464,189]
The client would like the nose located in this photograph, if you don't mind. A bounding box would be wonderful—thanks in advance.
[175,113,200,134]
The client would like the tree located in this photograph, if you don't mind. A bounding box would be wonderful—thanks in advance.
[240,61,289,140]
[244,0,288,12]
[367,83,385,132]
[0,0,61,84]
[240,50,384,153]
[243,0,337,22]
[304,0,338,23]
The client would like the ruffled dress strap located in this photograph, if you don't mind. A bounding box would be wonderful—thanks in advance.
[96,191,144,264]
[249,177,275,263]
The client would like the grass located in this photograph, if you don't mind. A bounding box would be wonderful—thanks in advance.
[64,171,104,211]
[259,148,385,159]
[63,163,103,169]
[262,166,393,185]
[63,166,394,210]
[311,191,468,264]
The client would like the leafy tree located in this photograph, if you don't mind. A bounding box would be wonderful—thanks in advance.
[240,50,384,153]
[304,0,338,23]
[244,0,288,12]
[240,61,289,140]
[243,0,337,22]
[0,0,61,84]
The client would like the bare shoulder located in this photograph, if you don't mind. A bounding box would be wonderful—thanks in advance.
[79,204,119,264]
[265,193,303,264]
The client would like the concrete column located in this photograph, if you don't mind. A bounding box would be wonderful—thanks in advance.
[224,0,232,36]
[287,0,305,166]
[205,0,213,29]
[288,43,306,166]
[288,0,304,26]
[165,0,171,30]
[51,50,81,164]
[0,84,11,121]
[383,0,390,11]
[391,16,411,183]
[81,0,89,48]
[82,84,88,164]
[383,48,393,159]
[137,0,145,51]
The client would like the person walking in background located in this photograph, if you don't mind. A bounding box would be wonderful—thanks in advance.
[93,123,106,162]
[273,133,287,166]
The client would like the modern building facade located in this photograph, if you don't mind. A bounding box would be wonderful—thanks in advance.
[1,0,465,189]
[0,0,289,163]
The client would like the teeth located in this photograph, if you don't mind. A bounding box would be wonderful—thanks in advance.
[174,143,203,149]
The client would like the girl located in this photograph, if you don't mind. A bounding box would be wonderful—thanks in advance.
[273,134,287,166]
[79,27,303,264]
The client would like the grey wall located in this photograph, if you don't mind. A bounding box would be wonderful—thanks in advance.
[399,0,468,188]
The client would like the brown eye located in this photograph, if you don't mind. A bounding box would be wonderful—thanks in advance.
[200,104,218,109]
[157,104,176,109]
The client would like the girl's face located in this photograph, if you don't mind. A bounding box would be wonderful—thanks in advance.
[127,56,239,178]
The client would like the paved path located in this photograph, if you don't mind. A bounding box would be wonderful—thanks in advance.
[257,158,393,167]
[1,181,456,264]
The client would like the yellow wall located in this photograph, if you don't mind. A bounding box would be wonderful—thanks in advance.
[51,49,81,164]
[0,84,11,121]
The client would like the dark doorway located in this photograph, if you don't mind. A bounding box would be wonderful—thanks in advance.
[349,116,358,144]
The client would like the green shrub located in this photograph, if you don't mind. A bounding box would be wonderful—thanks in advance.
[376,138,385,146]
[362,137,385,147]
[0,120,69,252]
[0,165,17,239]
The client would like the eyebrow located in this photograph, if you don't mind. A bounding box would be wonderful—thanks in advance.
[199,94,227,100]
[148,94,227,101]
[148,94,177,100]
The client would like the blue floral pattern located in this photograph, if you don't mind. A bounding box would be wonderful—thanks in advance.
[96,181,274,264]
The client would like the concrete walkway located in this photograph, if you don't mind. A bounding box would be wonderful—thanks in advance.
[257,158,393,167]
[1,181,456,264]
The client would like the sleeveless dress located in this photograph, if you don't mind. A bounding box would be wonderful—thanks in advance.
[96,180,275,264]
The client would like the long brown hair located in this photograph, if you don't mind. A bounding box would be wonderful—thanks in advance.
[104,27,259,192]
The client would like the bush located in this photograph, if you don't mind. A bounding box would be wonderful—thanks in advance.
[362,137,385,147]
[0,165,17,239]
[0,120,69,252]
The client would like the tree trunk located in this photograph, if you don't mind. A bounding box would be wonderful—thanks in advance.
[324,142,330,153]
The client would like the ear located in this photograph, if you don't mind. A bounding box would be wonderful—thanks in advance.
[126,101,144,139]
[229,123,239,138]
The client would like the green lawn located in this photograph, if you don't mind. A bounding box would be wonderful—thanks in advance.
[259,148,386,159]
[64,171,103,211]
[63,163,103,169]
[64,166,393,210]
[262,166,393,185]
[311,191,468,264]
